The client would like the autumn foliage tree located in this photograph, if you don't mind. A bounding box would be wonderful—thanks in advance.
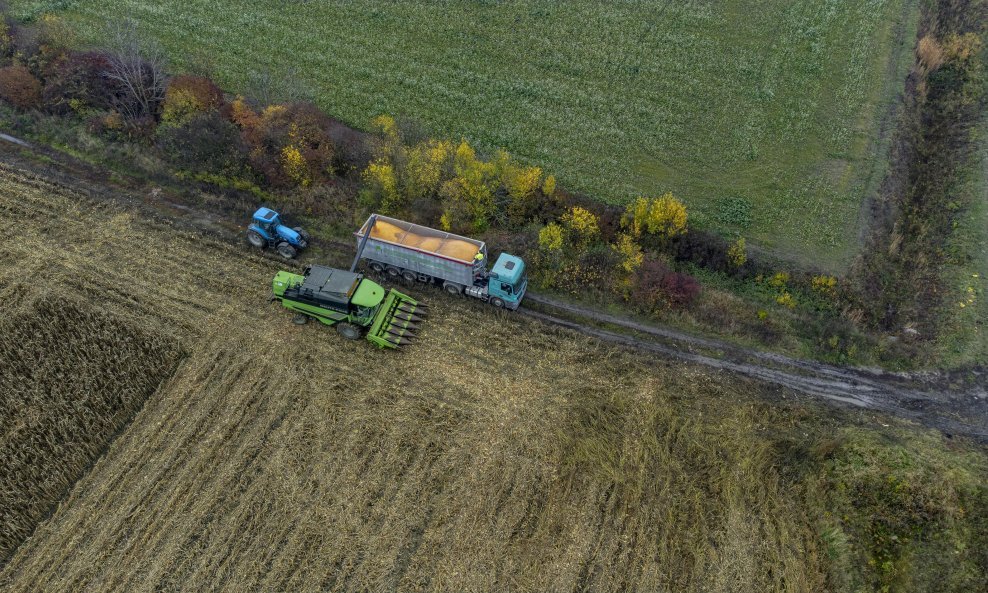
[41,52,115,114]
[360,115,551,231]
[439,140,498,232]
[560,206,600,248]
[727,237,747,269]
[622,193,688,241]
[160,75,223,125]
[233,102,335,187]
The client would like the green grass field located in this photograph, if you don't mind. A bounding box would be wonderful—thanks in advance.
[15,0,917,268]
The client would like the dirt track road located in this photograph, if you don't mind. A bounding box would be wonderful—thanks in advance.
[521,294,988,441]
[2,134,986,442]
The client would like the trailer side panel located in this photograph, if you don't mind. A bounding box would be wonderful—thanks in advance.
[361,238,475,286]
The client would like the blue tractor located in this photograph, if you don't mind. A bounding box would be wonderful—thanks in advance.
[246,207,310,259]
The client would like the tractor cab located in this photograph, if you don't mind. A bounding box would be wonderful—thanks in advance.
[253,207,281,235]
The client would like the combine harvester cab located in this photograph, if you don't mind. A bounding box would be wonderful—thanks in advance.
[271,265,425,349]
[354,214,527,310]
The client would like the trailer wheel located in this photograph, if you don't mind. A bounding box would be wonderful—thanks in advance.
[401,270,417,285]
[385,266,401,280]
[247,230,266,248]
[491,297,506,309]
[443,282,462,296]
[336,322,363,340]
[276,242,297,259]
[368,261,385,274]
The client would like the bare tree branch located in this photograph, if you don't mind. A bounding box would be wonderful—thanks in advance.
[103,19,167,120]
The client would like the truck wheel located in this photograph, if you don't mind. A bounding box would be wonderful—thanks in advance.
[368,261,385,274]
[491,297,506,308]
[247,230,266,248]
[336,322,363,340]
[401,270,417,285]
[292,313,309,325]
[276,242,297,259]
[443,282,462,296]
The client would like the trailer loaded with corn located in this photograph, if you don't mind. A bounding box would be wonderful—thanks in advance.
[354,214,527,310]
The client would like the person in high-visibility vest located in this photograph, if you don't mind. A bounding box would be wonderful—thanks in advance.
[473,251,485,279]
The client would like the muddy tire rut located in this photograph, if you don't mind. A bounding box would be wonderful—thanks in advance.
[520,293,988,441]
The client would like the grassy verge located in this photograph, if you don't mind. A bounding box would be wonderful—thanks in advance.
[934,119,988,366]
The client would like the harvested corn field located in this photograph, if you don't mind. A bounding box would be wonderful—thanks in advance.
[0,164,986,592]
[0,297,182,561]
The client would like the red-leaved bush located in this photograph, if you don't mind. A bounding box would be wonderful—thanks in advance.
[242,102,335,187]
[41,51,115,114]
[631,258,700,310]
[0,65,41,109]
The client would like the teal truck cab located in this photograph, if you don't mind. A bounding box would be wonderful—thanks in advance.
[466,253,527,309]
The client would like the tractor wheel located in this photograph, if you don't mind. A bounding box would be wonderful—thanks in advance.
[336,322,363,340]
[276,242,297,259]
[247,230,266,249]
[293,227,311,242]
[401,270,417,285]
[444,282,463,296]
[292,313,309,325]
[491,297,506,309]
[368,261,385,274]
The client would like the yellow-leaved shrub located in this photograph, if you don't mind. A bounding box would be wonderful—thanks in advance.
[538,223,565,253]
[561,206,599,248]
[728,237,747,268]
[622,193,688,240]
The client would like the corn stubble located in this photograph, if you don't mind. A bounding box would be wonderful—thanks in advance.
[0,296,182,561]
[0,164,903,591]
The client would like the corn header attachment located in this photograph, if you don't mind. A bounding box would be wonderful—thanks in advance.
[366,290,427,349]
[271,264,425,349]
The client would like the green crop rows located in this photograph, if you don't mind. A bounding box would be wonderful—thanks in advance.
[19,0,916,269]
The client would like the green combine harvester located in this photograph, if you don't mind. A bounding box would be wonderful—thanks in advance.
[271,264,425,348]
